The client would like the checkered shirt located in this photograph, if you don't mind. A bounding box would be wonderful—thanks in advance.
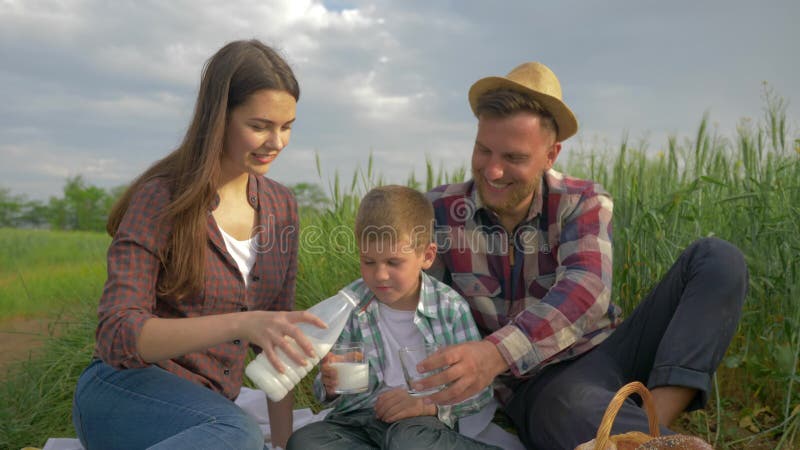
[94,174,298,400]
[313,272,493,428]
[425,169,621,404]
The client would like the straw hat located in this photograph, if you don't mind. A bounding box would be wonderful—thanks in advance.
[468,62,578,142]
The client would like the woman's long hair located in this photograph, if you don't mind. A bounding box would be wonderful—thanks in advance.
[106,40,300,300]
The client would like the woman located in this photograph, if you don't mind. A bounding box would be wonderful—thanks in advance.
[72,39,325,450]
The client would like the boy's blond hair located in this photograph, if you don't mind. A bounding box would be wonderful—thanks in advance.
[355,185,434,252]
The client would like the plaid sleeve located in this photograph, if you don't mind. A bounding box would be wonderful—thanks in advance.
[487,187,614,376]
[434,284,494,426]
[95,179,171,368]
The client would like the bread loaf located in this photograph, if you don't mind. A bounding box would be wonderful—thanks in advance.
[575,429,714,450]
[575,431,652,450]
[573,382,714,450]
[635,435,713,449]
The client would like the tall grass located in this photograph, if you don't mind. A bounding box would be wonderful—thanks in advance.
[563,87,800,446]
[1,90,798,448]
[0,315,95,448]
[0,228,109,318]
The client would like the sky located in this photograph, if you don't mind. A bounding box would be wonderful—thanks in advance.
[1,0,798,200]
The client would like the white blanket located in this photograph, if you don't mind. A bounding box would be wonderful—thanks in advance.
[43,387,524,450]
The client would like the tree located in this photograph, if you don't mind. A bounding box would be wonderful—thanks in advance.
[47,175,111,231]
[17,199,50,228]
[291,182,331,217]
[0,186,24,227]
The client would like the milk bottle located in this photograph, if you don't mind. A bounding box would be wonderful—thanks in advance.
[245,289,358,402]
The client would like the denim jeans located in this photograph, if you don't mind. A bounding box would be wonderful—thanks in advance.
[504,237,749,449]
[286,408,502,450]
[72,359,267,450]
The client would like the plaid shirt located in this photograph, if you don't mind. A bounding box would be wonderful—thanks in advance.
[313,272,493,428]
[426,169,620,404]
[94,174,298,400]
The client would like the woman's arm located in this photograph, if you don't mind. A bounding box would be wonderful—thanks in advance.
[137,310,324,366]
[99,179,325,368]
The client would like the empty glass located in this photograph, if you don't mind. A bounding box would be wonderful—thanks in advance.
[398,343,448,397]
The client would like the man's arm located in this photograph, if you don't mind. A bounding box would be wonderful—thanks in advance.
[419,184,614,405]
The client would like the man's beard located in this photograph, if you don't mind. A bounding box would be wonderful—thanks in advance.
[472,169,540,216]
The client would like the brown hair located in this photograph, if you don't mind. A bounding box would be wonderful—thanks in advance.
[354,185,434,252]
[476,88,558,140]
[106,39,299,300]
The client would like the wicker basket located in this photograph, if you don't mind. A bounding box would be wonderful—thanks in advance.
[574,382,713,450]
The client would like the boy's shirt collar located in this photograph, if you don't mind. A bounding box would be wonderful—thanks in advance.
[416,272,442,319]
[346,272,439,320]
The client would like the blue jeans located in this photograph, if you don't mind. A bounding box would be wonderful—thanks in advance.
[72,359,267,450]
[504,237,749,449]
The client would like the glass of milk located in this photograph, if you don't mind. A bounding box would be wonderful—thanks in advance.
[399,343,448,397]
[330,342,369,394]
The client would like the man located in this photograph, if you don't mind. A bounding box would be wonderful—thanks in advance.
[419,62,748,449]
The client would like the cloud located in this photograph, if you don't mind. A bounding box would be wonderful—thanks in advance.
[1,141,125,180]
[0,0,798,200]
[0,138,131,204]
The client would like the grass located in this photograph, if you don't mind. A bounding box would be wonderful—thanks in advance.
[0,228,109,319]
[1,89,799,448]
[0,314,95,448]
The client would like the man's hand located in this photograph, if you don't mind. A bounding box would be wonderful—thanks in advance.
[414,340,508,406]
[374,387,436,423]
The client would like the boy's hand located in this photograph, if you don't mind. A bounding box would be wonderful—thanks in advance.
[374,387,436,423]
[319,353,340,398]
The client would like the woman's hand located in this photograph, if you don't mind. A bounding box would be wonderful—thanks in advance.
[374,387,436,423]
[239,310,327,372]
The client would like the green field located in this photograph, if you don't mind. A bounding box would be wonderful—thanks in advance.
[0,228,109,318]
[1,95,799,448]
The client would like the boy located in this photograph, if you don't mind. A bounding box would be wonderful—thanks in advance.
[287,185,499,450]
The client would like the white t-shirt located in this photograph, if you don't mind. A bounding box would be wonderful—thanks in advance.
[218,226,256,287]
[376,302,425,393]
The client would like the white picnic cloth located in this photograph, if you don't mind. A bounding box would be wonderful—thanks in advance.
[43,387,523,450]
